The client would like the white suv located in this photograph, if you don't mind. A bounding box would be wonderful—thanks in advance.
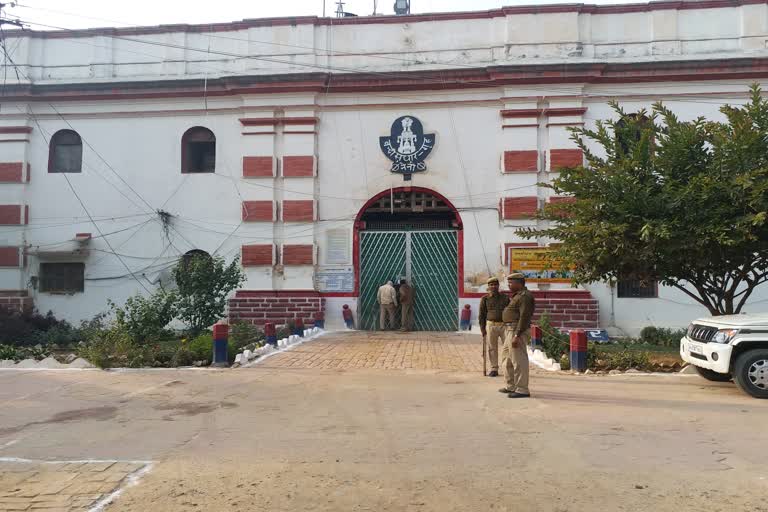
[681,314,768,398]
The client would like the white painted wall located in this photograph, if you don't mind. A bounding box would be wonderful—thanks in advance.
[1,4,768,334]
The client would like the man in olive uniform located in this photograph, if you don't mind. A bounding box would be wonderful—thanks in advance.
[399,279,414,332]
[478,276,510,377]
[500,272,536,398]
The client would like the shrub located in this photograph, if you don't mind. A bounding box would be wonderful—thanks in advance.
[538,312,570,359]
[110,291,177,343]
[639,326,687,347]
[173,254,245,334]
[188,333,214,364]
[588,344,652,371]
[0,307,76,347]
[230,322,264,352]
[77,326,151,369]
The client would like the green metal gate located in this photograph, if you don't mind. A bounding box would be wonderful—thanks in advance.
[359,230,458,331]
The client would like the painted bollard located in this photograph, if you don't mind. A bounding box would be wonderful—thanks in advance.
[212,321,229,367]
[531,325,543,350]
[265,322,277,347]
[460,304,471,330]
[314,311,325,329]
[569,329,588,372]
[342,304,355,329]
[293,317,305,337]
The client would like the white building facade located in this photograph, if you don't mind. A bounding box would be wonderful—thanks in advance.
[2,0,768,334]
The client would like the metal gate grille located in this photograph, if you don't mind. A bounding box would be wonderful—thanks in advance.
[359,230,458,331]
[411,231,458,331]
[359,232,406,331]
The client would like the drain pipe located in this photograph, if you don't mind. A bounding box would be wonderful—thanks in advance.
[609,280,616,328]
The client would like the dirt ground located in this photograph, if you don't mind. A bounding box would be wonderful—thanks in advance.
[0,332,766,512]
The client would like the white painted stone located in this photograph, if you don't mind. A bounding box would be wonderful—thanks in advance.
[15,359,39,368]
[552,363,562,371]
[68,358,96,368]
[0,360,16,368]
[608,369,623,375]
[625,368,643,374]
[678,364,699,374]
[234,353,243,364]
[243,350,253,361]
[532,350,545,361]
[37,356,65,369]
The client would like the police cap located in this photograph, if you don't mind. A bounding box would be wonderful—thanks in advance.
[507,272,526,281]
[487,277,499,285]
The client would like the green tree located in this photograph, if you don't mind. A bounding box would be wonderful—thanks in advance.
[520,85,768,316]
[173,254,246,334]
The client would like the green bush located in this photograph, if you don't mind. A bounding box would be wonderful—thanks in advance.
[110,291,177,343]
[588,344,652,371]
[538,312,570,359]
[77,327,152,369]
[638,326,687,347]
[188,333,213,364]
[230,322,264,352]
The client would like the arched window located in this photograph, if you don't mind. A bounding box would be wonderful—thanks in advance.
[48,129,83,173]
[182,249,212,267]
[181,127,216,173]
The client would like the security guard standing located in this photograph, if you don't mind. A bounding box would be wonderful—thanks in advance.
[478,277,510,377]
[500,272,536,398]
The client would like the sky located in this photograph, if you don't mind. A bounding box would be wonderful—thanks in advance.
[5,0,645,30]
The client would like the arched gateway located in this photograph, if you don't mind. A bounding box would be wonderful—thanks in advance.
[354,187,462,331]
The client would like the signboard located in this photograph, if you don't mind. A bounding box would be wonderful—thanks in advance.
[586,329,610,343]
[508,247,573,283]
[315,266,355,292]
[379,116,435,181]
[325,228,350,265]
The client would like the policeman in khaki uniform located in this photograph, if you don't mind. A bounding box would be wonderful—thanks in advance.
[478,277,510,377]
[500,272,536,398]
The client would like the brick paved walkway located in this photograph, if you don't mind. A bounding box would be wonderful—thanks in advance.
[0,459,150,511]
[258,331,485,371]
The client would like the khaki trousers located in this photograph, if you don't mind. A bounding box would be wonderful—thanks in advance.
[380,304,397,330]
[400,302,413,331]
[502,327,530,394]
[486,324,505,371]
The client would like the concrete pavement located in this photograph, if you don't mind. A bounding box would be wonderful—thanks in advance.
[0,332,766,511]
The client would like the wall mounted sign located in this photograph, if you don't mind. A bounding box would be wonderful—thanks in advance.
[379,116,435,181]
[315,266,355,292]
[508,247,574,283]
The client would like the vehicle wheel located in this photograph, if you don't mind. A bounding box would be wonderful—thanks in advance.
[733,349,768,399]
[693,365,732,382]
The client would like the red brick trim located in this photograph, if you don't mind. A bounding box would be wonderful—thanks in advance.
[503,150,538,173]
[501,107,587,119]
[0,247,20,267]
[0,162,23,182]
[282,244,315,265]
[0,126,32,134]
[282,200,315,222]
[235,290,320,298]
[239,117,318,126]
[502,197,538,220]
[241,200,274,222]
[243,156,275,178]
[550,149,584,170]
[282,156,316,177]
[242,244,275,266]
[0,205,22,225]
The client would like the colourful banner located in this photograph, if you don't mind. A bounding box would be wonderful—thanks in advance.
[508,247,573,283]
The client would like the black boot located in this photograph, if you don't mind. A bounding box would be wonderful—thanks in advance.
[488,370,499,377]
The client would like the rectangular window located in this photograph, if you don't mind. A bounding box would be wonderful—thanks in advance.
[617,279,657,298]
[40,262,85,293]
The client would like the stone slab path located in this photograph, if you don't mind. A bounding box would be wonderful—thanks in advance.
[257,331,484,371]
